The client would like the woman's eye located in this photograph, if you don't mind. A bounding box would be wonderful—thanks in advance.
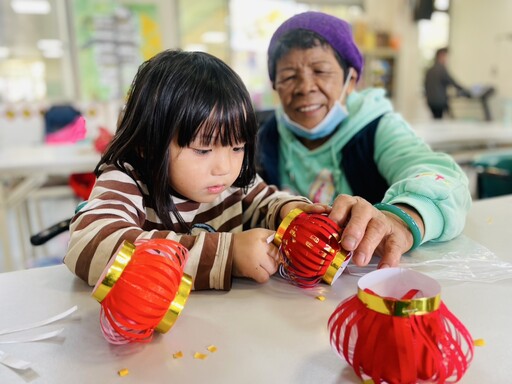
[280,76,295,83]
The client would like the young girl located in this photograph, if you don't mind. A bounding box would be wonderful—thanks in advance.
[63,49,318,290]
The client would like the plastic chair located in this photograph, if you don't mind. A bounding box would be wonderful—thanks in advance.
[472,151,512,199]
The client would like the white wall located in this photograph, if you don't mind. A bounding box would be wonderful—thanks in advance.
[449,0,512,122]
[364,0,512,123]
[364,0,424,121]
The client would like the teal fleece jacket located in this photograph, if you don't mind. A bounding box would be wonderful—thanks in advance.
[259,88,472,246]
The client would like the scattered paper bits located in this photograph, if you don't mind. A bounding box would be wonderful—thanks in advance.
[474,338,486,347]
[316,295,326,301]
[117,368,129,377]
[173,351,184,359]
[194,352,208,360]
[207,345,218,353]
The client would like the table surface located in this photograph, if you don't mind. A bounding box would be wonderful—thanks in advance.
[1,196,511,384]
[0,143,100,177]
[412,120,512,147]
[0,143,101,271]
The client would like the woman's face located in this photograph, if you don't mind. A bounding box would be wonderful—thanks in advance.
[274,45,351,129]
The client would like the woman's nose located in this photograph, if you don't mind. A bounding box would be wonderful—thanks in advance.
[294,72,317,95]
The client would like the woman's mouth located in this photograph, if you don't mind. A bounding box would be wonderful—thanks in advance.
[297,104,322,113]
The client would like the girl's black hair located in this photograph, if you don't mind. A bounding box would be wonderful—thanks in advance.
[268,29,349,84]
[96,49,258,229]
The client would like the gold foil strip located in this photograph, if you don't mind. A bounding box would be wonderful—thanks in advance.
[357,288,441,317]
[117,368,129,377]
[273,208,304,246]
[322,250,349,285]
[92,241,135,302]
[155,273,193,333]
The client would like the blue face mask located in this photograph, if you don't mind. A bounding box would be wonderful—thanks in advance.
[280,68,354,140]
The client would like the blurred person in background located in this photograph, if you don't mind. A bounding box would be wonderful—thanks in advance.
[424,47,471,119]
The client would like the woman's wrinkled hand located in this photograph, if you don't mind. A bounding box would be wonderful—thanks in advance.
[328,194,425,268]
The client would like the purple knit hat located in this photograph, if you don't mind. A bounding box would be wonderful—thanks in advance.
[267,11,363,82]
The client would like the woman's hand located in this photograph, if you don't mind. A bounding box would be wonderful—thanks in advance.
[279,201,330,220]
[232,228,280,283]
[328,195,425,268]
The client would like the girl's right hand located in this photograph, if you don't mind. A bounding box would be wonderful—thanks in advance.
[232,228,280,283]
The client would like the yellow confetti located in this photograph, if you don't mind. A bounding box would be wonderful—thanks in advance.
[117,368,129,377]
[173,351,184,359]
[194,352,208,360]
[316,295,326,301]
[474,338,486,347]
[207,345,218,353]
[486,217,493,224]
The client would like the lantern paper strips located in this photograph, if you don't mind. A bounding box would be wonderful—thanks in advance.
[92,239,192,344]
[0,306,77,371]
[273,208,352,288]
[328,268,474,384]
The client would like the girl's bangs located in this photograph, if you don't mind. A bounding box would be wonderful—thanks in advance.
[195,103,250,147]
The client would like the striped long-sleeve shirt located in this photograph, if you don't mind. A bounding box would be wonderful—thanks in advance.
[63,163,310,290]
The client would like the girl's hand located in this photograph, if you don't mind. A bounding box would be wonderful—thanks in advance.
[232,228,280,283]
[328,194,425,268]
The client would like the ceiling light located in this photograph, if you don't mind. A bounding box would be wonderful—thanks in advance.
[11,0,51,15]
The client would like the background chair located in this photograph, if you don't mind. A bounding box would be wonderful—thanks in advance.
[472,151,512,199]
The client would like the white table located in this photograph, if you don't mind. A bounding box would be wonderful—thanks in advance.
[412,121,512,165]
[412,121,512,148]
[0,143,100,270]
[0,196,511,384]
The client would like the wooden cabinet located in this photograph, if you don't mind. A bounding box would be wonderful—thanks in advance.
[360,48,398,99]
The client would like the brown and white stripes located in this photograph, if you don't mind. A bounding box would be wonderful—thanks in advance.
[64,163,309,290]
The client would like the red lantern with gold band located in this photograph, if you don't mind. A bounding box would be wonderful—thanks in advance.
[328,268,474,383]
[92,239,192,344]
[274,208,351,288]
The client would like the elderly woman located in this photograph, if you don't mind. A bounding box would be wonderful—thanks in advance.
[257,11,471,269]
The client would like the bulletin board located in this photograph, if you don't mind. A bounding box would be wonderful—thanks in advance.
[72,0,163,101]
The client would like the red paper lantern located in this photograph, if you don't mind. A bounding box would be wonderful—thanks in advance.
[328,268,474,383]
[273,208,351,288]
[92,239,192,344]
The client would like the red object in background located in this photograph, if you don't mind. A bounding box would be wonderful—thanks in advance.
[69,126,112,201]
[94,126,113,153]
[69,173,96,201]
